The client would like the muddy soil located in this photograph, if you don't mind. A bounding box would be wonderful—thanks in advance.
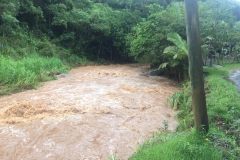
[0,64,178,160]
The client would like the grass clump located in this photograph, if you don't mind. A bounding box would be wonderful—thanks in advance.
[169,83,194,131]
[0,54,68,95]
[130,129,222,160]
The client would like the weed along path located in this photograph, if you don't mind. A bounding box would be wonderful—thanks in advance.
[0,64,178,159]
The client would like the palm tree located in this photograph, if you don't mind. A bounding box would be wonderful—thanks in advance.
[159,32,188,82]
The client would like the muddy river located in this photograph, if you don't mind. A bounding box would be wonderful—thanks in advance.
[0,64,178,159]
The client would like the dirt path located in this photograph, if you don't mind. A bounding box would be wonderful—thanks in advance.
[229,70,240,90]
[0,64,178,159]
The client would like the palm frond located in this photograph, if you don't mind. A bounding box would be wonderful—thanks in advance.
[167,32,187,53]
[163,46,178,54]
[159,62,169,69]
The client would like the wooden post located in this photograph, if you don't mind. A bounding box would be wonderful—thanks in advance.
[184,0,209,132]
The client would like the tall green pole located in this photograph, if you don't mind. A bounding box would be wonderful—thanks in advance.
[184,0,209,132]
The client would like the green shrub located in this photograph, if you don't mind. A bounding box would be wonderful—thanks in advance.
[37,41,56,57]
[0,46,17,56]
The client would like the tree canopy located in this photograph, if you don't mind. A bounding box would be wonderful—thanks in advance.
[0,0,240,66]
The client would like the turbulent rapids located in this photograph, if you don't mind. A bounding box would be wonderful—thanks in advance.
[0,64,178,159]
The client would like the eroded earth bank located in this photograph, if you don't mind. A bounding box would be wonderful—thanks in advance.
[0,64,178,160]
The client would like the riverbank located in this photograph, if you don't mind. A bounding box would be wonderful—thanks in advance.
[129,64,240,160]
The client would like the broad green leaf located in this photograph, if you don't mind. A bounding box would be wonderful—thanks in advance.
[159,62,169,69]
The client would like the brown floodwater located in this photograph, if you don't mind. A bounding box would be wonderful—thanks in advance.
[0,64,178,159]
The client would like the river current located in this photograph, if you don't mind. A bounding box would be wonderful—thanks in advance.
[0,64,178,159]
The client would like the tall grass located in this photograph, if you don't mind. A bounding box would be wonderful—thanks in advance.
[203,67,240,122]
[0,28,90,96]
[130,130,222,160]
[0,54,68,92]
[168,84,194,131]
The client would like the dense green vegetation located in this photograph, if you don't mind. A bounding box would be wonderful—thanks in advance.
[0,0,144,62]
[0,54,68,95]
[1,0,240,94]
[130,64,240,160]
[1,0,240,158]
[130,131,222,160]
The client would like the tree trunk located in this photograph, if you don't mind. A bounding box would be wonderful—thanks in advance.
[184,0,209,132]
[210,53,212,66]
[229,43,233,58]
[109,43,113,62]
[233,44,237,63]
[2,24,5,47]
[98,41,102,61]
[48,12,51,30]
